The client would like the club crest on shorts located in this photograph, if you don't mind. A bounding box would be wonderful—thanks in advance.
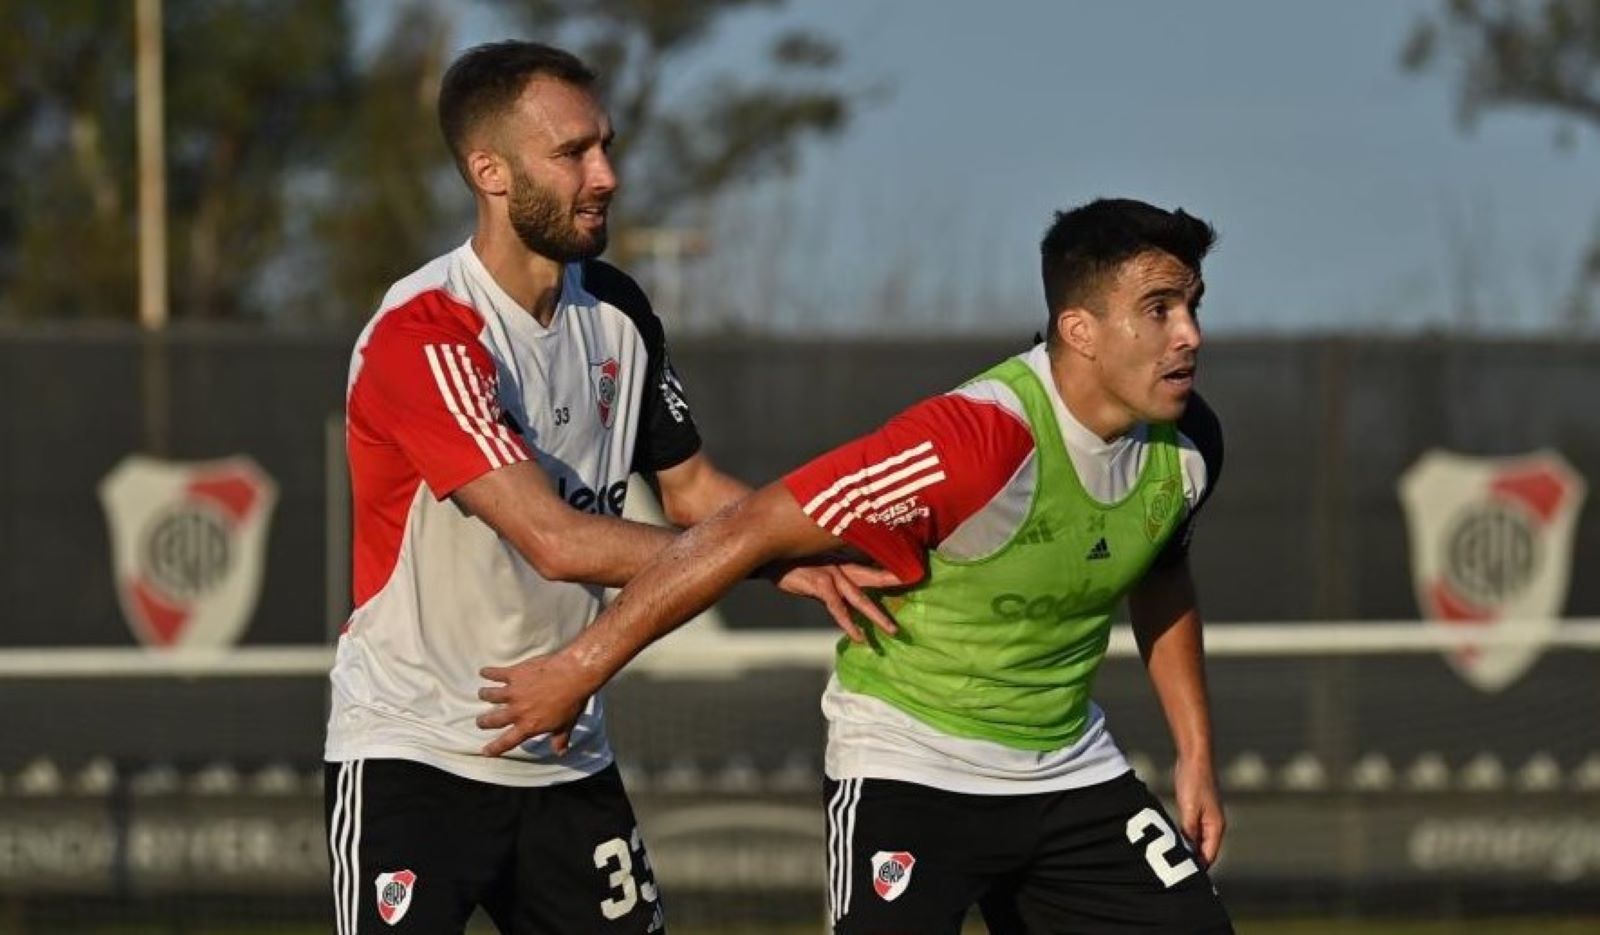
[591,357,620,429]
[1398,449,1587,692]
[98,455,278,649]
[870,850,916,902]
[374,869,417,926]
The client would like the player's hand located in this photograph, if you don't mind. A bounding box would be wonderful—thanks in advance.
[1172,756,1225,868]
[476,653,588,757]
[771,562,901,642]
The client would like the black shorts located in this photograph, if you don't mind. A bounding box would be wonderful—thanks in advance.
[824,770,1232,934]
[324,759,665,935]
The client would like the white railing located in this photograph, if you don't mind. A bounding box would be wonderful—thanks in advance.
[1,619,1597,678]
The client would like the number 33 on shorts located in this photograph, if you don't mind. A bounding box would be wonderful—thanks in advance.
[594,826,664,929]
[595,826,656,915]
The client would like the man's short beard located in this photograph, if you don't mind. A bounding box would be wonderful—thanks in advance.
[507,168,607,263]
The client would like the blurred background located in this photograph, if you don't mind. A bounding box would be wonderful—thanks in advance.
[1,1,1598,933]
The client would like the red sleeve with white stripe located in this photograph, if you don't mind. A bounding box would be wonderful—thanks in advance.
[781,393,1035,586]
[353,315,532,499]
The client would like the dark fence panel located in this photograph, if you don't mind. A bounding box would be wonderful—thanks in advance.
[2,328,1595,646]
[2,327,1599,925]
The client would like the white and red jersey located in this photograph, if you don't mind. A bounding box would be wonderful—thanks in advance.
[324,241,700,786]
[783,344,1224,794]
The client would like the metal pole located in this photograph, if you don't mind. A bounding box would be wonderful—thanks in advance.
[135,0,168,332]
[136,0,170,455]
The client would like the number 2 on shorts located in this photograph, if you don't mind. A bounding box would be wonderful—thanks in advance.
[1124,807,1200,888]
[594,826,659,920]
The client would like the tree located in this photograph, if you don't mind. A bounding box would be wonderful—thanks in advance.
[0,0,356,322]
[1402,0,1600,324]
[0,2,140,320]
[300,2,464,326]
[309,0,864,324]
[488,0,857,257]
[162,1,354,321]
[0,0,860,325]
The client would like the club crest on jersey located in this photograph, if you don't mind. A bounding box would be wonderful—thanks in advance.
[1142,473,1185,542]
[591,357,620,429]
[374,869,417,925]
[870,851,916,902]
[1399,449,1587,692]
[98,456,278,650]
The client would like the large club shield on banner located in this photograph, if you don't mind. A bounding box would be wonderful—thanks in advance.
[98,455,278,650]
[1398,449,1587,692]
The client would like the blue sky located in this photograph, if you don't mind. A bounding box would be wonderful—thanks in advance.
[430,1,1599,336]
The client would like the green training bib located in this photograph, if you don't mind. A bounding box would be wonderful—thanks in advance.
[836,357,1187,750]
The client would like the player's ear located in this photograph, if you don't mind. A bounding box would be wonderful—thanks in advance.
[467,148,510,198]
[1059,306,1096,360]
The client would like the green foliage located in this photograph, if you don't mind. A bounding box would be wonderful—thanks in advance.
[302,2,464,325]
[488,0,857,259]
[1402,0,1600,130]
[162,0,356,321]
[0,0,857,324]
[0,0,355,322]
[1402,0,1600,322]
[0,1,139,320]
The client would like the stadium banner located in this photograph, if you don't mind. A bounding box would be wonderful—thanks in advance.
[98,456,278,650]
[1399,450,1587,692]
[4,792,1600,893]
[0,795,322,893]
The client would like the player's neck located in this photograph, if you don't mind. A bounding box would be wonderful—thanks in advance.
[1050,352,1136,442]
[471,226,565,327]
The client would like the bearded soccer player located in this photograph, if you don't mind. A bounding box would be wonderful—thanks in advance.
[323,41,892,935]
[476,198,1234,933]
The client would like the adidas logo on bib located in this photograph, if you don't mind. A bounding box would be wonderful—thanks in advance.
[1085,537,1111,561]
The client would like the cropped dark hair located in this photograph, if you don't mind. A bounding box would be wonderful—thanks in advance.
[438,41,597,170]
[1039,198,1216,336]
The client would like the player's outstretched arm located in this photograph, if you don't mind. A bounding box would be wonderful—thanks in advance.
[459,450,894,637]
[453,459,677,588]
[476,482,891,756]
[1127,558,1225,868]
[654,451,901,641]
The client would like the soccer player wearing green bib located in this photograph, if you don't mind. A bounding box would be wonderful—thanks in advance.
[479,198,1234,933]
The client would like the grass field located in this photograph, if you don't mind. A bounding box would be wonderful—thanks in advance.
[665,915,1600,934]
[1228,923,1600,935]
[9,920,1596,935]
[588,923,1594,935]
